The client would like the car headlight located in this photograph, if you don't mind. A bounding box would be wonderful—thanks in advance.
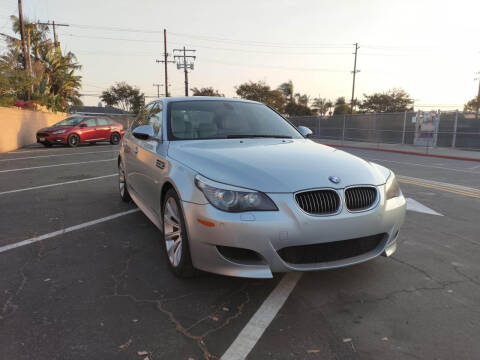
[385,172,401,199]
[52,129,66,134]
[195,175,278,212]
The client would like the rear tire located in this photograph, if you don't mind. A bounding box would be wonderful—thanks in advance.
[118,160,131,202]
[110,132,121,145]
[67,134,80,147]
[162,189,195,278]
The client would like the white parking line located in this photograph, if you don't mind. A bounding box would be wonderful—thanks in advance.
[0,208,140,254]
[0,174,116,196]
[8,146,120,154]
[0,159,116,173]
[221,272,303,360]
[367,157,480,174]
[0,150,118,162]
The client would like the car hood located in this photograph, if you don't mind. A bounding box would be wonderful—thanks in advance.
[168,139,388,193]
[38,126,73,133]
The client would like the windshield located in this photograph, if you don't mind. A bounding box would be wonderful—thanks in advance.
[168,100,303,140]
[54,117,84,126]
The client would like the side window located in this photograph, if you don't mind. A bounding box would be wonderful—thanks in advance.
[84,118,97,127]
[96,118,109,126]
[148,102,163,136]
[131,103,153,131]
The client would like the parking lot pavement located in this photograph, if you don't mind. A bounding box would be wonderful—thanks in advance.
[1,143,479,360]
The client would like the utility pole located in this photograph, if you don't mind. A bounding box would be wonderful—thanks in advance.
[17,0,27,71]
[153,83,163,98]
[350,43,360,114]
[156,29,175,97]
[37,20,69,47]
[173,47,196,96]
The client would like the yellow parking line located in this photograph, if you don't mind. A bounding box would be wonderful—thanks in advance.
[398,178,480,199]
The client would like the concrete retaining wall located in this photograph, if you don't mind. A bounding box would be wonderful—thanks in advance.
[0,107,67,153]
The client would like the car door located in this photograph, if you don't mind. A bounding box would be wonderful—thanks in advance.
[95,118,111,140]
[79,118,98,141]
[124,104,154,198]
[134,101,168,215]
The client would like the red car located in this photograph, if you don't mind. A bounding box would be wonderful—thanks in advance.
[36,116,124,147]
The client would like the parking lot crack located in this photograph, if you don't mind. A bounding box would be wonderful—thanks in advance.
[153,286,250,360]
[346,281,466,306]
[452,264,480,287]
[111,255,132,295]
[391,257,438,283]
[1,262,28,320]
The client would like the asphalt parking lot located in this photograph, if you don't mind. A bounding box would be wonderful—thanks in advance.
[1,142,479,360]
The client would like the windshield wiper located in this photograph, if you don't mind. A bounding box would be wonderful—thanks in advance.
[227,134,292,139]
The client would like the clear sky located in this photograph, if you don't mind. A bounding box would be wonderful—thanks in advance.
[1,0,479,109]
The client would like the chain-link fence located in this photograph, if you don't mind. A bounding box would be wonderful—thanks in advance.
[289,111,480,150]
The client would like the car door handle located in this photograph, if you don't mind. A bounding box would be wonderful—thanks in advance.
[134,146,139,154]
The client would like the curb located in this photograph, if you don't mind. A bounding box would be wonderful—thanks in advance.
[326,144,480,163]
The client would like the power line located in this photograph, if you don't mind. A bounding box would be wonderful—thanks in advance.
[173,47,196,96]
[66,23,351,49]
[64,33,352,55]
[37,20,69,47]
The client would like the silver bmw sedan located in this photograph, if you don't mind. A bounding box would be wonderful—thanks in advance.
[118,97,406,278]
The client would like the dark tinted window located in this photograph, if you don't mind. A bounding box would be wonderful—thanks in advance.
[168,100,302,140]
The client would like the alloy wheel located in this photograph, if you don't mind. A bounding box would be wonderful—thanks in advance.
[163,197,183,267]
[69,134,79,147]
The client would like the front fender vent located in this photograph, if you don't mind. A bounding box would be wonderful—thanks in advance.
[295,190,340,215]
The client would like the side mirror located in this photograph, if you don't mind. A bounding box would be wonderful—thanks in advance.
[79,123,87,128]
[133,125,156,140]
[298,126,313,138]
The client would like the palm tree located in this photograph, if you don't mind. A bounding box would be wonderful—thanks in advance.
[277,80,294,102]
[312,97,333,116]
[294,93,310,106]
[2,16,82,111]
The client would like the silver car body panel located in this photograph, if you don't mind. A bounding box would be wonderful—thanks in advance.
[120,97,406,278]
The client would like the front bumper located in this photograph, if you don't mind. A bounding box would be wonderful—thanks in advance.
[182,187,406,278]
[37,134,67,144]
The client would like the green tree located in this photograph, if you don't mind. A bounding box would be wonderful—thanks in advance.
[464,96,480,113]
[284,102,314,116]
[333,97,351,115]
[359,88,413,113]
[100,82,144,113]
[312,97,333,116]
[0,16,82,111]
[235,81,286,112]
[191,87,224,97]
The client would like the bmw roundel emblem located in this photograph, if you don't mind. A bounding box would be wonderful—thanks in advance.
[329,176,341,184]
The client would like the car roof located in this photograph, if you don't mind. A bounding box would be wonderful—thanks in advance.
[156,96,261,105]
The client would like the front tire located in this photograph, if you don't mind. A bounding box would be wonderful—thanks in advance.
[162,189,195,277]
[118,160,131,202]
[110,132,121,145]
[67,134,80,147]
